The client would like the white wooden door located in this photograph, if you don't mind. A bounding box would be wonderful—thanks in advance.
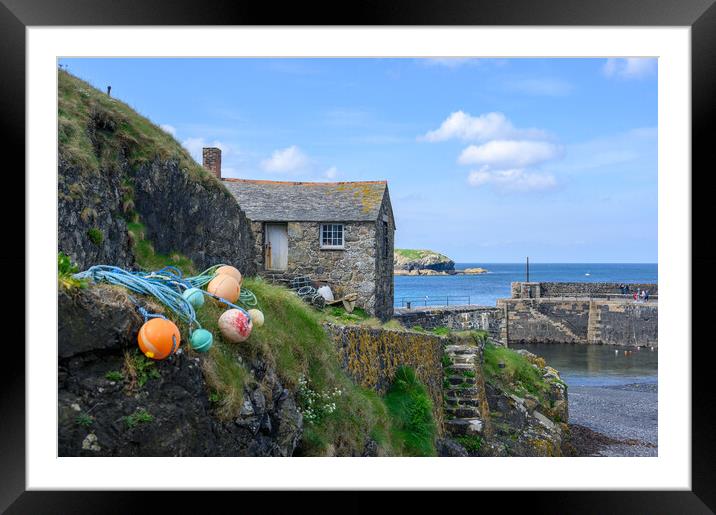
[265,223,288,270]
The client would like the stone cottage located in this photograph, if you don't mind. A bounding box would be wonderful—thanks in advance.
[203,147,395,320]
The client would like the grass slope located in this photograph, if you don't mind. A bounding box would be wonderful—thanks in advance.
[394,249,452,261]
[176,276,413,456]
[58,69,215,187]
[483,342,552,405]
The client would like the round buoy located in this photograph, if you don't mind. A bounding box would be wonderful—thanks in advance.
[216,265,242,285]
[218,308,253,343]
[190,329,213,352]
[182,287,205,309]
[207,274,241,303]
[138,318,181,360]
[247,308,264,328]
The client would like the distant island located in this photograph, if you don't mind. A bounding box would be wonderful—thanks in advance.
[393,249,488,276]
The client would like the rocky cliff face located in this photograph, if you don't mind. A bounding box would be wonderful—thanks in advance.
[58,285,302,457]
[132,159,255,272]
[59,154,256,274]
[58,155,135,269]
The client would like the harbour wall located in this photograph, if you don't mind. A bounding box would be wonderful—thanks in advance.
[511,281,658,299]
[496,298,657,347]
[392,283,658,347]
[393,305,503,340]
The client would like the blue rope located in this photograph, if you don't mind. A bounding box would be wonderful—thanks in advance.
[74,265,201,331]
[74,264,256,331]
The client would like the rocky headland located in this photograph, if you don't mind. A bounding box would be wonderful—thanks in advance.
[394,249,487,276]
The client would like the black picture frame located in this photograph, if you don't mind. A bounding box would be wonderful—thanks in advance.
[2,0,714,512]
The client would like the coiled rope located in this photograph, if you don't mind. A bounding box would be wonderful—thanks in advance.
[74,265,202,331]
[73,265,256,333]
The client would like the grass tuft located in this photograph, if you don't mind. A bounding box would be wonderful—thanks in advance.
[383,366,437,456]
[123,350,161,390]
[483,342,550,402]
[123,408,153,429]
[87,227,104,245]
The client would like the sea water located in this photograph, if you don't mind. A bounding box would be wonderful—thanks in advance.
[393,262,658,308]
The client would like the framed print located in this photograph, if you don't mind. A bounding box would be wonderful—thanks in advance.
[2,0,715,512]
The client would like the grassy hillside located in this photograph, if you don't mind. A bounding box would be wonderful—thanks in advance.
[394,249,452,261]
[58,69,215,186]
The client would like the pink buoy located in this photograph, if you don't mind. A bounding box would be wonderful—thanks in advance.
[218,308,253,343]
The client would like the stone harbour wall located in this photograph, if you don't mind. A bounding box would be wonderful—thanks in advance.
[497,298,658,347]
[512,282,658,299]
[393,305,503,340]
[597,301,658,347]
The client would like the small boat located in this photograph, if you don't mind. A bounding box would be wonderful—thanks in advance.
[585,273,591,276]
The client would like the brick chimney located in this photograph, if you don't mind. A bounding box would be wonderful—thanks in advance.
[202,147,222,179]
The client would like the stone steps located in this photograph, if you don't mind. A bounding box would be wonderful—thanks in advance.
[526,305,581,342]
[587,301,603,343]
[443,343,486,437]
[446,418,484,436]
[445,405,481,418]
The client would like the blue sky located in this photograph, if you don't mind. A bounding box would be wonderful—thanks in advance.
[59,57,657,263]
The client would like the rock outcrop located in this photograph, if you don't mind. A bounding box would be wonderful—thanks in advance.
[479,349,569,457]
[394,249,455,273]
[58,284,302,457]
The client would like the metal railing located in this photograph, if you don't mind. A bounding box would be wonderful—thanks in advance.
[399,295,472,308]
[544,293,658,302]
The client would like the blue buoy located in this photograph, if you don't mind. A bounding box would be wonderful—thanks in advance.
[190,329,213,352]
[182,287,205,309]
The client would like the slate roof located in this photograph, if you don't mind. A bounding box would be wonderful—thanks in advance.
[222,179,389,222]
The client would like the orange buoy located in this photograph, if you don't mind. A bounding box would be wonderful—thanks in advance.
[207,274,241,303]
[138,318,181,360]
[216,265,242,285]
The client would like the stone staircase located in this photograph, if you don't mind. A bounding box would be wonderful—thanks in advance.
[443,343,490,437]
[586,301,603,343]
[526,305,582,342]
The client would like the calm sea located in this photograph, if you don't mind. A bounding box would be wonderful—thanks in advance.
[394,263,658,308]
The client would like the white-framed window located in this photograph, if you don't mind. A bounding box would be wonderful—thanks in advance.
[320,223,345,249]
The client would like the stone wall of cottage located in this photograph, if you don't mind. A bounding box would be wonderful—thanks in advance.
[374,194,395,320]
[250,221,381,317]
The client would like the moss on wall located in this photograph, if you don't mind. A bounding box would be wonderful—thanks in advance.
[326,324,445,433]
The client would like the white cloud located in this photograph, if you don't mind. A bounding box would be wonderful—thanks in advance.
[425,111,563,193]
[458,140,562,168]
[420,111,547,143]
[160,124,176,136]
[467,168,557,192]
[603,58,656,79]
[506,78,573,96]
[181,137,228,163]
[324,166,338,179]
[260,145,309,173]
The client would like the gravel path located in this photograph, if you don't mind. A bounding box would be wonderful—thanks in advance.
[568,383,658,457]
